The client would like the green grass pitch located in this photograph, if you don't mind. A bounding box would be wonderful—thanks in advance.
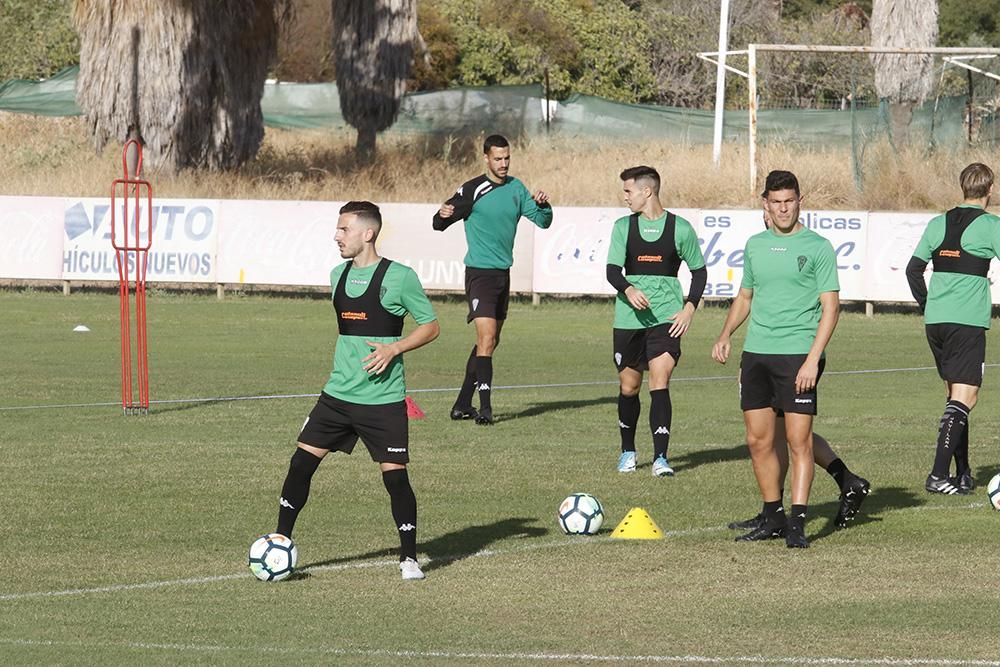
[3,290,1000,666]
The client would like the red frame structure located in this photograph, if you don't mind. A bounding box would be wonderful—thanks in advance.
[111,140,153,414]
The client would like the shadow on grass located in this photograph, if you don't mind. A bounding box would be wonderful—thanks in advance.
[669,443,748,473]
[808,484,922,544]
[493,396,615,423]
[298,517,547,575]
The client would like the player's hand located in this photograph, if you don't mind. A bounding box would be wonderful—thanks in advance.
[533,190,550,206]
[795,359,819,394]
[363,341,399,375]
[623,285,649,310]
[438,203,454,219]
[667,303,695,337]
[712,336,731,364]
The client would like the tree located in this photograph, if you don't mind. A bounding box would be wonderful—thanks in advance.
[0,0,78,81]
[870,0,939,146]
[332,0,417,163]
[72,1,290,173]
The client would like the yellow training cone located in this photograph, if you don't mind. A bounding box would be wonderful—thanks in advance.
[610,507,664,540]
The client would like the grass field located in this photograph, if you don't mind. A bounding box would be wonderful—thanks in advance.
[3,290,1000,666]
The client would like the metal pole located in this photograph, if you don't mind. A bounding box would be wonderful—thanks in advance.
[712,0,730,166]
[748,44,758,195]
[544,67,551,133]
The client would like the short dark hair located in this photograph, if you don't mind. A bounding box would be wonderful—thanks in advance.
[619,165,660,195]
[339,201,383,240]
[483,134,510,153]
[761,170,800,198]
[960,162,993,199]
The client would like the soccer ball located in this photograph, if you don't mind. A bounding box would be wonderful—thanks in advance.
[986,474,1000,511]
[248,533,298,581]
[558,493,604,535]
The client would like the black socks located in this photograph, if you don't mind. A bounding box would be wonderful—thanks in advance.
[276,448,323,538]
[382,468,417,561]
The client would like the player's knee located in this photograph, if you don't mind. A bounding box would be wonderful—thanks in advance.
[289,447,322,476]
[619,381,640,396]
[382,467,412,494]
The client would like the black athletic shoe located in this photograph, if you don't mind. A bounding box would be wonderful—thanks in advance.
[450,406,478,421]
[834,475,871,529]
[735,523,785,542]
[955,471,975,493]
[727,513,765,531]
[785,524,809,549]
[474,408,494,425]
[925,474,963,495]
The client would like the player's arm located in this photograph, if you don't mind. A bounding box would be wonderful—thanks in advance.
[667,267,707,337]
[606,264,649,310]
[712,287,752,364]
[905,256,929,312]
[520,184,553,229]
[432,183,474,231]
[668,221,708,336]
[795,290,840,394]
[364,321,440,376]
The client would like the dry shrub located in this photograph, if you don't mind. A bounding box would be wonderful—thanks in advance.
[0,112,990,211]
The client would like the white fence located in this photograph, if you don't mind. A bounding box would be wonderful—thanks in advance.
[1,194,992,304]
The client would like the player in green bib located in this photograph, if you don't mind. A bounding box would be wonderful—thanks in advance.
[906,162,1000,495]
[606,166,707,477]
[433,134,553,425]
[270,201,440,581]
[712,170,840,548]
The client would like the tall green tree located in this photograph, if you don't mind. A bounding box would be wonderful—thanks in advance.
[0,0,78,80]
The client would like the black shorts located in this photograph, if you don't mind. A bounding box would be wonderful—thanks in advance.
[297,392,409,464]
[465,267,510,322]
[613,323,682,372]
[740,352,825,415]
[926,323,986,386]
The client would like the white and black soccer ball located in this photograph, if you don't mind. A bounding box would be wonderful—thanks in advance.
[558,493,604,535]
[986,473,1000,511]
[248,533,298,581]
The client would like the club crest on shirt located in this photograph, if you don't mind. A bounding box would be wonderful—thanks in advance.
[797,255,807,272]
[472,298,480,311]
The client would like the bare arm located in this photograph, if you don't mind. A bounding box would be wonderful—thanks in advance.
[363,321,441,375]
[711,287,753,364]
[795,290,840,393]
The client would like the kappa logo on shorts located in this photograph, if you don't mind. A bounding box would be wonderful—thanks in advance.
[794,397,813,404]
[387,447,407,453]
[472,298,480,311]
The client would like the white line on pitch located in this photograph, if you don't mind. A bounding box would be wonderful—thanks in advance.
[1,638,999,665]
[0,362,977,412]
[0,500,983,603]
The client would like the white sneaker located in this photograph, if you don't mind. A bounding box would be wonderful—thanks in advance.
[617,451,637,473]
[652,455,674,477]
[399,557,425,580]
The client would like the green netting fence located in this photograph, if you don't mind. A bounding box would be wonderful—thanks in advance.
[2,66,995,151]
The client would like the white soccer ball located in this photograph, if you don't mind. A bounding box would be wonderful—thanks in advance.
[558,493,604,535]
[248,533,298,581]
[986,474,1000,511]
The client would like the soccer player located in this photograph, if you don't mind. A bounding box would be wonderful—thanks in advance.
[730,207,869,531]
[712,170,840,548]
[273,201,440,580]
[906,162,1000,495]
[432,134,553,425]
[606,166,707,477]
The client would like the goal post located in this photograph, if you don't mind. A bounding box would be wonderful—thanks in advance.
[698,44,1000,194]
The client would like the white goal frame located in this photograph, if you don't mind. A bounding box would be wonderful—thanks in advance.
[697,44,1000,194]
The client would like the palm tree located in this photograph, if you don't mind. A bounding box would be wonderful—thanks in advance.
[332,0,417,163]
[870,0,939,147]
[73,1,291,173]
